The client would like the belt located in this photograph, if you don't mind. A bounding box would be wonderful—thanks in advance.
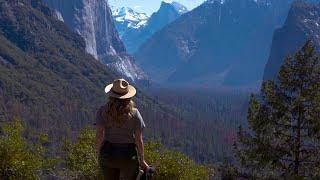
[101,141,137,158]
[105,141,136,148]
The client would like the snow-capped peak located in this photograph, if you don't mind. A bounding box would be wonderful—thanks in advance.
[163,0,173,3]
[112,7,149,29]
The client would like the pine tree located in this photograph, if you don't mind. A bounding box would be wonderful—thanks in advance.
[234,41,320,179]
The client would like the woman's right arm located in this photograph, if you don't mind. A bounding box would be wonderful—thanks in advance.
[96,124,104,155]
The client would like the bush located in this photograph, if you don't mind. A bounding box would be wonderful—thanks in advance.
[0,117,56,179]
[62,127,211,180]
[62,127,102,180]
[0,121,211,179]
[145,142,211,180]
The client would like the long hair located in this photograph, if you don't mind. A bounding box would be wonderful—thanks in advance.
[101,97,135,125]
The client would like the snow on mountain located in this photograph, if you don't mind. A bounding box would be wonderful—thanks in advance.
[54,10,64,22]
[112,1,188,53]
[169,1,188,14]
[112,7,149,30]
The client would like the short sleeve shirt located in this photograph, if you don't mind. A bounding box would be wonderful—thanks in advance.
[96,107,146,144]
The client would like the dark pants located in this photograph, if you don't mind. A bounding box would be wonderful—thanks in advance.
[99,156,139,180]
[99,142,139,180]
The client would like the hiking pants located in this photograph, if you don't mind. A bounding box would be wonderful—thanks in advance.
[99,155,139,180]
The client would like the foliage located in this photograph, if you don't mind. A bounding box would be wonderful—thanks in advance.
[215,158,239,180]
[144,141,212,180]
[233,41,320,179]
[62,126,211,180]
[149,89,249,163]
[0,117,56,179]
[62,127,102,180]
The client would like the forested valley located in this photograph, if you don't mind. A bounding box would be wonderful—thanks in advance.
[148,89,249,163]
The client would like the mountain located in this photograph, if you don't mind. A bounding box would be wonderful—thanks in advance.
[0,0,243,164]
[113,1,188,53]
[135,0,297,88]
[0,0,116,137]
[264,1,320,80]
[43,0,146,81]
[0,0,185,149]
[112,7,149,37]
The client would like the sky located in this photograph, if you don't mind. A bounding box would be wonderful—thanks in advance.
[109,0,206,15]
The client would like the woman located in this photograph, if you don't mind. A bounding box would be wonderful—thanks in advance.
[96,78,149,180]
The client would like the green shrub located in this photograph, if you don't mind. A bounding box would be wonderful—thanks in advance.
[145,142,211,180]
[62,126,211,180]
[0,117,56,179]
[62,127,102,180]
[0,121,211,179]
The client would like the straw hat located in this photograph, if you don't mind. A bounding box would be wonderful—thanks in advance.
[105,79,136,99]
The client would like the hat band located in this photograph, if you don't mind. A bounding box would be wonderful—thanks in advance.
[111,89,128,96]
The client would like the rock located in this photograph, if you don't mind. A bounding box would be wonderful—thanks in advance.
[43,0,147,81]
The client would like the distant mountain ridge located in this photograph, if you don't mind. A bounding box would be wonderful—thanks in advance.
[112,1,188,53]
[43,0,146,81]
[264,1,320,80]
[135,0,300,88]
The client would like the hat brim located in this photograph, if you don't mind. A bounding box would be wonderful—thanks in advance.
[105,84,136,99]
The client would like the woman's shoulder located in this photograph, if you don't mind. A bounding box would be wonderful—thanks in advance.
[132,108,141,116]
[132,108,143,120]
[132,108,145,128]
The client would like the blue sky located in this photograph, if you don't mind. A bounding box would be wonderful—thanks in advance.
[109,0,206,15]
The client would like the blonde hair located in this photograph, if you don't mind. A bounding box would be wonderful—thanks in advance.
[101,97,135,125]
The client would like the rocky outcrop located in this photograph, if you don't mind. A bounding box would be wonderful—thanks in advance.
[44,0,146,81]
[263,1,320,80]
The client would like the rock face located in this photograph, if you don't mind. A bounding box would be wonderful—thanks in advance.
[43,0,146,81]
[113,1,188,53]
[264,1,320,81]
[135,0,297,88]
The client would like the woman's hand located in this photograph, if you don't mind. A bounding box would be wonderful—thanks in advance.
[140,160,150,171]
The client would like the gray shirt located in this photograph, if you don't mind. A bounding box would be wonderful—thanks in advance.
[96,107,146,144]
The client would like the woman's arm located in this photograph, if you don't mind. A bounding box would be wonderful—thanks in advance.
[96,124,104,155]
[135,128,149,170]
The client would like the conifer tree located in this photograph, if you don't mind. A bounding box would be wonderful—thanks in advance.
[234,41,320,179]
